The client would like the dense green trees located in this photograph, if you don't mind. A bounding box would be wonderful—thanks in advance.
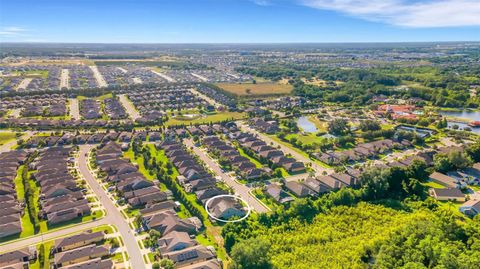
[229,238,272,269]
[374,213,480,269]
[359,120,381,132]
[434,151,473,173]
[221,159,478,269]
[225,201,480,269]
[328,119,350,136]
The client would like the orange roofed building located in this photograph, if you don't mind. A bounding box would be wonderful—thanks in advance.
[375,104,418,120]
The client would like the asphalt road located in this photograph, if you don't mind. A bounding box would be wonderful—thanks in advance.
[188,88,222,108]
[150,69,176,82]
[118,94,141,121]
[0,131,33,153]
[0,218,108,253]
[183,138,270,213]
[69,98,80,120]
[89,65,108,87]
[60,69,70,89]
[78,145,146,269]
[237,121,334,176]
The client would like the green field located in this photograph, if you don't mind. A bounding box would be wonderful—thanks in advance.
[0,131,17,146]
[215,82,293,96]
[165,111,245,126]
[14,166,35,238]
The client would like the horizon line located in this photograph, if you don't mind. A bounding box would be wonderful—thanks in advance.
[1,41,480,45]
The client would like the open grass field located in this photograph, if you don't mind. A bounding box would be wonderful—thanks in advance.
[165,111,245,126]
[14,166,35,238]
[285,133,325,146]
[423,181,446,189]
[306,115,328,132]
[94,60,185,67]
[215,82,293,96]
[0,131,17,145]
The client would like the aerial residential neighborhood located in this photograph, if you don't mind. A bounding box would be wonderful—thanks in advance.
[1,0,480,269]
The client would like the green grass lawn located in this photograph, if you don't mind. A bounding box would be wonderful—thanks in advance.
[237,147,263,168]
[284,132,325,146]
[307,115,328,132]
[470,185,480,191]
[165,111,245,126]
[268,134,331,168]
[123,146,155,181]
[423,181,446,189]
[14,166,35,238]
[0,131,17,146]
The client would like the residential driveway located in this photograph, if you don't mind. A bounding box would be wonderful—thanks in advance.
[237,121,334,176]
[78,145,146,269]
[183,138,270,213]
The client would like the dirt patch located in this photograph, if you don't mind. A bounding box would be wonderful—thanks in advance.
[215,82,293,96]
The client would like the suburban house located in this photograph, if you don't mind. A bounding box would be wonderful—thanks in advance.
[429,172,463,189]
[459,199,480,216]
[429,188,465,202]
[54,231,105,252]
[207,197,245,220]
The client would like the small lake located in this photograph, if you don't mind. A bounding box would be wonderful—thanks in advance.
[439,110,480,134]
[396,125,435,138]
[446,122,480,134]
[297,116,318,133]
[439,110,480,121]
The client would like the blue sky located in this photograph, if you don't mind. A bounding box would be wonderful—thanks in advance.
[0,0,479,43]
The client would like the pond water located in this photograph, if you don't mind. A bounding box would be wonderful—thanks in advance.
[439,110,480,134]
[396,125,435,138]
[297,116,318,133]
[439,110,480,121]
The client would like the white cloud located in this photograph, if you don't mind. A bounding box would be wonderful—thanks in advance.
[0,26,28,36]
[301,0,480,27]
[251,0,272,6]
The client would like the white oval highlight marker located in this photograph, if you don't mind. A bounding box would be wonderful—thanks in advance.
[204,194,251,223]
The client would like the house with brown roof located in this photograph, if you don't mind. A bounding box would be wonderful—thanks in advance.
[144,210,197,235]
[158,230,197,253]
[429,188,465,202]
[207,197,245,220]
[54,244,110,267]
[0,247,35,268]
[429,172,462,189]
[264,184,293,203]
[179,259,222,269]
[285,181,315,197]
[163,245,216,268]
[61,257,113,269]
[140,200,178,217]
[54,231,105,252]
[459,199,480,216]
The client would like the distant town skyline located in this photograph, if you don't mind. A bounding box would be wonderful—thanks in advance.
[1,0,479,43]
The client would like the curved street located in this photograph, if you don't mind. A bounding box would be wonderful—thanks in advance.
[184,138,270,213]
[78,145,146,269]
